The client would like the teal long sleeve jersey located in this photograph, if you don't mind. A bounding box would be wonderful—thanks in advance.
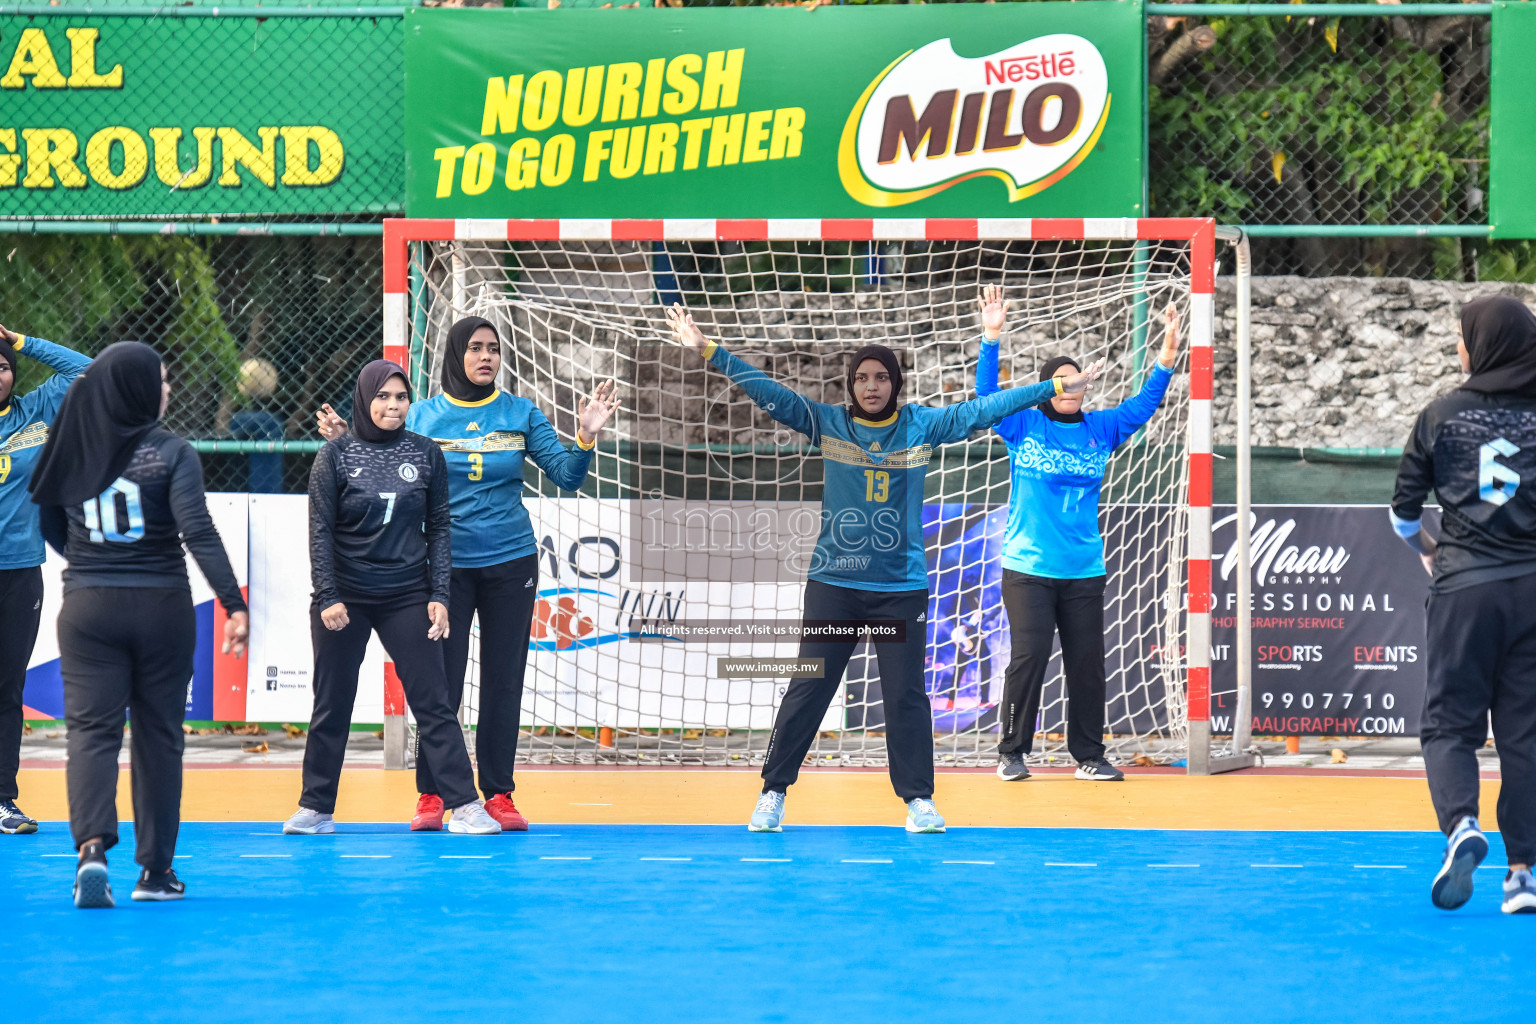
[405,390,595,569]
[0,335,92,570]
[705,341,1062,591]
[976,339,1174,579]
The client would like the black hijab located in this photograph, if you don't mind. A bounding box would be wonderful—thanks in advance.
[0,342,15,412]
[847,345,904,423]
[28,341,162,507]
[1460,295,1536,397]
[1038,356,1083,423]
[443,316,499,404]
[352,359,411,445]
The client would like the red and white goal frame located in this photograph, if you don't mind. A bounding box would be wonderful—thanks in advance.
[379,216,1255,776]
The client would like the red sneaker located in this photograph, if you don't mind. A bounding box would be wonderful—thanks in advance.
[410,793,445,831]
[485,793,529,831]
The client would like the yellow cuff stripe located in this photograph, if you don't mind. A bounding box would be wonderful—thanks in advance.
[1053,377,1065,396]
[702,340,718,360]
[12,335,24,351]
[575,430,596,451]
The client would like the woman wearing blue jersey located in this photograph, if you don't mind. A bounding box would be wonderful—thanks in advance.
[318,317,619,831]
[0,325,90,835]
[975,286,1182,783]
[667,302,1103,834]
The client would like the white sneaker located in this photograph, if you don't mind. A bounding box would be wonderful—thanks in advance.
[447,800,502,835]
[749,791,786,833]
[282,808,335,835]
[905,797,946,834]
[1503,867,1536,914]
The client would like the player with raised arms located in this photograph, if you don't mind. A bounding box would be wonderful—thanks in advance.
[0,324,89,837]
[975,286,1182,783]
[1391,294,1536,914]
[285,360,501,837]
[29,342,249,907]
[667,301,1103,834]
[316,317,620,831]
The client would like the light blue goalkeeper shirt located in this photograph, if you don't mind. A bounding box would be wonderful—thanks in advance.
[706,341,1059,591]
[977,339,1174,579]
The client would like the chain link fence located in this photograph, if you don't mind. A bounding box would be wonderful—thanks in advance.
[1150,4,1489,277]
[0,2,1517,496]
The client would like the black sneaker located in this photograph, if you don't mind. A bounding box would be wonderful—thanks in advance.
[0,799,38,834]
[996,752,1031,781]
[73,842,113,909]
[132,868,187,902]
[1074,757,1125,781]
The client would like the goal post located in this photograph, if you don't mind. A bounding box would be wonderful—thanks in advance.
[379,216,1254,776]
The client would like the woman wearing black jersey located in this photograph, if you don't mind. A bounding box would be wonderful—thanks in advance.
[28,342,250,908]
[284,360,500,836]
[1392,295,1536,914]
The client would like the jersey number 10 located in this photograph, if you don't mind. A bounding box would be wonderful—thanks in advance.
[84,478,145,544]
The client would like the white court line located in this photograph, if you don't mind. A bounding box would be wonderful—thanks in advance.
[640,857,691,862]
[341,854,391,859]
[842,859,892,864]
[943,860,995,866]
[1479,865,1507,870]
[740,858,791,863]
[1045,862,1097,868]
[540,856,591,861]
[441,854,493,860]
[41,853,75,858]
[240,853,291,858]
[1354,864,1406,869]
[1148,863,1200,868]
[1250,863,1303,868]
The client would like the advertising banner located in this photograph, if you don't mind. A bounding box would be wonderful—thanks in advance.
[403,4,1144,219]
[0,14,403,217]
[922,503,1432,739]
[23,493,249,722]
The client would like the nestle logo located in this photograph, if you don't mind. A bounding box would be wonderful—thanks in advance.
[984,51,1076,86]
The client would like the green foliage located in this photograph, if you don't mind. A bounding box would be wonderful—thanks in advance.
[1150,14,1487,239]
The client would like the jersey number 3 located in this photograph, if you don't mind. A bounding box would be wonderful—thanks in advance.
[1480,438,1521,507]
[84,478,145,544]
[467,453,483,482]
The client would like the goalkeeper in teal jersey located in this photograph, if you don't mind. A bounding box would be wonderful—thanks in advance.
[317,317,620,832]
[0,326,90,836]
[976,286,1182,784]
[667,302,1103,834]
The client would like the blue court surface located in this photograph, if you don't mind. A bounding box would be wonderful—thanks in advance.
[4,822,1529,1023]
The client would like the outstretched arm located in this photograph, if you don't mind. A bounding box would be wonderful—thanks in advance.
[974,285,1025,444]
[1106,304,1181,445]
[666,303,820,441]
[925,360,1104,446]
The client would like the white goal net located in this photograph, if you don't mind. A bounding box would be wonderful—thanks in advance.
[390,224,1224,768]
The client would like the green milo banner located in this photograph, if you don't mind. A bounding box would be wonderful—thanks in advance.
[404,4,1144,218]
[0,15,402,217]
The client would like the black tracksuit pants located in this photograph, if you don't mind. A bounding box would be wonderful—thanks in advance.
[302,595,478,813]
[59,587,196,872]
[0,566,44,803]
[1422,572,1536,865]
[997,570,1108,762]
[761,581,933,801]
[418,554,539,798]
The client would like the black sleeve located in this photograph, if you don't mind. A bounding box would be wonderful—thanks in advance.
[308,445,342,609]
[1392,406,1436,522]
[166,441,248,615]
[425,443,452,606]
[39,504,67,556]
